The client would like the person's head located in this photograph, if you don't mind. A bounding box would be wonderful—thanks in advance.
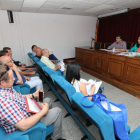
[66,62,81,83]
[41,49,50,57]
[0,56,14,68]
[116,35,122,43]
[3,47,12,57]
[32,45,37,52]
[36,47,42,56]
[137,36,140,47]
[0,65,15,88]
[0,50,9,57]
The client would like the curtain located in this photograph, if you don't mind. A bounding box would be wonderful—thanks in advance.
[97,12,140,48]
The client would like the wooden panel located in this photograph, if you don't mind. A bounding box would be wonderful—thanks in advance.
[108,60,124,78]
[125,65,140,85]
[75,49,83,64]
[83,53,94,69]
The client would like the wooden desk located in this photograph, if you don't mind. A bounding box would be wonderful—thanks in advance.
[75,47,140,98]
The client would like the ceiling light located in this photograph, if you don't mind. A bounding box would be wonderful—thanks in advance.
[98,9,128,18]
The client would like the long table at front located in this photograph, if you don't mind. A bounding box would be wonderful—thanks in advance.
[75,47,140,98]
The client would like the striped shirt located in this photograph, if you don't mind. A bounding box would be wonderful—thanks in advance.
[109,40,127,50]
[41,56,55,69]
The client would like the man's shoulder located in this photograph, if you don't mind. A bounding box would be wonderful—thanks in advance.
[122,40,126,44]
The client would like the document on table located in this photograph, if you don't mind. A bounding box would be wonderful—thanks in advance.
[80,78,102,95]
[57,61,65,71]
[25,97,42,113]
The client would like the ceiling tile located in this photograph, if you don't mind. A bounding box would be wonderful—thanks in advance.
[79,2,100,8]
[41,3,62,9]
[89,0,113,4]
[23,0,46,8]
[64,0,88,7]
[45,0,69,5]
[84,4,115,13]
[37,8,54,13]
[0,0,23,6]
[21,7,38,12]
[106,0,130,6]
[2,5,21,11]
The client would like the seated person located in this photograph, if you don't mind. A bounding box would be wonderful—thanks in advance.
[3,47,26,66]
[41,49,61,71]
[66,62,103,101]
[35,47,42,60]
[2,47,36,76]
[129,36,140,52]
[0,50,10,57]
[0,65,65,140]
[32,45,37,56]
[107,35,126,52]
[0,56,43,91]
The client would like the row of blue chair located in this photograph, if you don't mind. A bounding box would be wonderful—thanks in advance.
[28,52,140,140]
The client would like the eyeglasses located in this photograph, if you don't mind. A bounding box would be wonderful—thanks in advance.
[6,60,13,63]
[0,65,10,79]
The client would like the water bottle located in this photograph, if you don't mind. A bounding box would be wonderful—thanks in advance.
[113,47,115,52]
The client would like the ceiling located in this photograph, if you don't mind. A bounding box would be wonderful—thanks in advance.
[0,0,140,16]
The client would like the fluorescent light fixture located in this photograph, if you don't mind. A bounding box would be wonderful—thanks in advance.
[23,0,46,8]
[97,9,128,18]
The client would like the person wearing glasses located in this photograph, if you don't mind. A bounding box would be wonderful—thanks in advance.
[0,56,43,91]
[0,64,65,140]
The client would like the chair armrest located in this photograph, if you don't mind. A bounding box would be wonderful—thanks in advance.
[11,135,29,140]
[19,83,31,95]
[2,122,47,140]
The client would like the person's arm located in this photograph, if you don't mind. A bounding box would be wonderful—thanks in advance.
[79,82,95,100]
[12,64,23,84]
[53,65,61,71]
[129,44,136,52]
[14,103,49,131]
[107,42,115,50]
[115,49,125,52]
[19,71,36,75]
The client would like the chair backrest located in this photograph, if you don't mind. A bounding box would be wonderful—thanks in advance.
[54,76,76,106]
[94,42,102,49]
[104,43,111,49]
[0,127,7,138]
[127,42,134,49]
[71,92,115,140]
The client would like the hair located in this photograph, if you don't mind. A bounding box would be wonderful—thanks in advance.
[66,62,81,84]
[137,35,140,48]
[0,50,8,57]
[32,45,36,51]
[3,47,11,51]
[0,65,10,82]
[116,35,122,40]
[41,49,46,55]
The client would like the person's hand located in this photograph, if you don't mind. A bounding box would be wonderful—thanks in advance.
[30,71,36,75]
[107,47,110,50]
[51,60,56,63]
[56,64,61,69]
[25,77,31,81]
[126,49,129,52]
[26,94,32,99]
[11,64,18,71]
[40,103,49,115]
[33,88,44,98]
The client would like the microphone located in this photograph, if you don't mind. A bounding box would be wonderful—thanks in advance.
[89,37,95,49]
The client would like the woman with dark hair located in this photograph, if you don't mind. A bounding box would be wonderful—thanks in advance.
[129,36,140,52]
[66,62,103,101]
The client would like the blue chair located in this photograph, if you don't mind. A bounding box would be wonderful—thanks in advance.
[0,123,54,140]
[11,135,29,140]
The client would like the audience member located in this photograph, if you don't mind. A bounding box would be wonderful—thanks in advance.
[41,49,61,71]
[31,45,37,56]
[0,64,65,140]
[0,56,43,91]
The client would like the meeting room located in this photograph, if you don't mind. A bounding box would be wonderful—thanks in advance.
[0,0,140,140]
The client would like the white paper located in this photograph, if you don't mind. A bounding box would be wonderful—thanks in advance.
[26,97,41,113]
[101,101,121,111]
[80,78,102,95]
[57,61,65,71]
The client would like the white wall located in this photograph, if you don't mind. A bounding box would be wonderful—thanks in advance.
[0,10,97,65]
